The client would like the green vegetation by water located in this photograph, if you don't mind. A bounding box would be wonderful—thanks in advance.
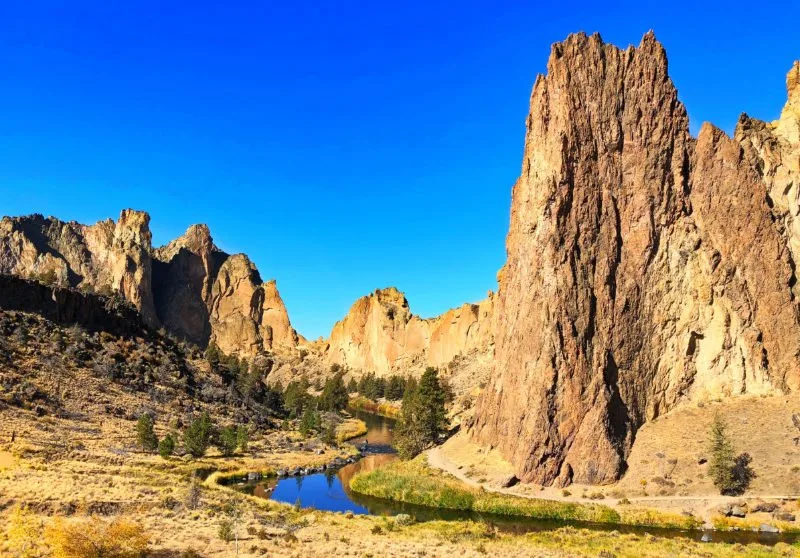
[350,456,703,530]
[348,395,401,418]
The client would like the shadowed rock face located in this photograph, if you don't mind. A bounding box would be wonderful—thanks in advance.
[208,254,298,356]
[152,224,225,346]
[470,32,800,486]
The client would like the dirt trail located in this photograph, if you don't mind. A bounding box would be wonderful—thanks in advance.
[425,446,794,526]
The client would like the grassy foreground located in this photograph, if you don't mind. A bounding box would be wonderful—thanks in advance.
[350,456,703,530]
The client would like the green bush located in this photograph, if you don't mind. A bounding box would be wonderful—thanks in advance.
[216,426,239,457]
[136,414,159,452]
[158,434,175,459]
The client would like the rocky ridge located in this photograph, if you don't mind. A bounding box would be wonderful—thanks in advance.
[0,212,298,357]
[325,287,494,376]
[470,32,800,486]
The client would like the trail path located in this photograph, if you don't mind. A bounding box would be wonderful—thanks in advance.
[426,446,795,525]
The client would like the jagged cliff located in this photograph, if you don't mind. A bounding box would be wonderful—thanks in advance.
[326,287,494,375]
[470,32,800,486]
[0,211,298,357]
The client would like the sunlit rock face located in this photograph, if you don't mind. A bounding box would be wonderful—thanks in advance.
[325,287,494,376]
[470,32,800,486]
[0,211,298,356]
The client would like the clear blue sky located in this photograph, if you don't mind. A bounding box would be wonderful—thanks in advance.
[1,1,798,339]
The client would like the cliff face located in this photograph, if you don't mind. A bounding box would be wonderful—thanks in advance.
[0,211,298,357]
[0,209,159,327]
[208,255,298,356]
[326,287,494,375]
[152,224,225,346]
[471,32,800,486]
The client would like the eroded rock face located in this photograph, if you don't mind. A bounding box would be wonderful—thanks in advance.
[0,211,299,356]
[208,254,298,357]
[0,210,159,327]
[152,224,225,345]
[471,32,800,486]
[326,287,494,375]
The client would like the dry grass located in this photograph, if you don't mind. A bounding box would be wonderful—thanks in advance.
[335,417,368,443]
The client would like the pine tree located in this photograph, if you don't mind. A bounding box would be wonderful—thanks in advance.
[216,426,239,456]
[394,367,447,459]
[184,412,214,458]
[158,433,175,459]
[319,372,349,412]
[299,405,321,438]
[708,414,735,493]
[136,414,159,452]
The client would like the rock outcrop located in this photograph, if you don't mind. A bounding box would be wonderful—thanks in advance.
[152,224,225,345]
[208,254,298,356]
[0,211,298,357]
[471,32,800,486]
[0,274,150,337]
[0,210,159,327]
[326,287,493,375]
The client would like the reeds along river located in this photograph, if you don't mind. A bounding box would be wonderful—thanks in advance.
[234,408,797,546]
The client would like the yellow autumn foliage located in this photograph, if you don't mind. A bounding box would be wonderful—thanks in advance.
[44,516,148,558]
[7,506,45,558]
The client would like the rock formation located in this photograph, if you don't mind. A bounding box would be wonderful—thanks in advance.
[0,211,298,357]
[208,254,298,356]
[326,287,493,375]
[471,32,800,486]
[0,209,159,327]
[152,224,225,345]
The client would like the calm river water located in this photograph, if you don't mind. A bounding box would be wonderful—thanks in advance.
[232,408,796,546]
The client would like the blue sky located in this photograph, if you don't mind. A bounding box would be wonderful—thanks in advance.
[1,1,798,339]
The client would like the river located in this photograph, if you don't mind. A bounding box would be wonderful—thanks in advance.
[232,408,797,546]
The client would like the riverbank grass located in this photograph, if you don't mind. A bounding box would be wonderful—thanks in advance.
[348,395,401,418]
[336,418,368,443]
[351,455,703,530]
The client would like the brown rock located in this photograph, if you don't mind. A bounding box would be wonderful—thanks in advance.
[471,32,800,485]
[153,224,225,345]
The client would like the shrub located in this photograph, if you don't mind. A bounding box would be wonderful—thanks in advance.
[158,434,175,459]
[45,516,148,558]
[136,414,158,452]
[7,506,44,558]
[218,519,234,542]
[216,426,239,457]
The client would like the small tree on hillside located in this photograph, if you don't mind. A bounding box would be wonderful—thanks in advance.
[217,426,239,457]
[709,414,735,491]
[299,405,321,438]
[158,433,175,459]
[136,414,159,452]
[708,413,756,495]
[184,412,214,458]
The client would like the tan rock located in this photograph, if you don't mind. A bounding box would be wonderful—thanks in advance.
[325,287,493,375]
[208,254,298,357]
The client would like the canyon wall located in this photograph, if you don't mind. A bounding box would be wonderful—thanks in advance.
[325,287,494,375]
[0,211,298,357]
[470,32,800,486]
